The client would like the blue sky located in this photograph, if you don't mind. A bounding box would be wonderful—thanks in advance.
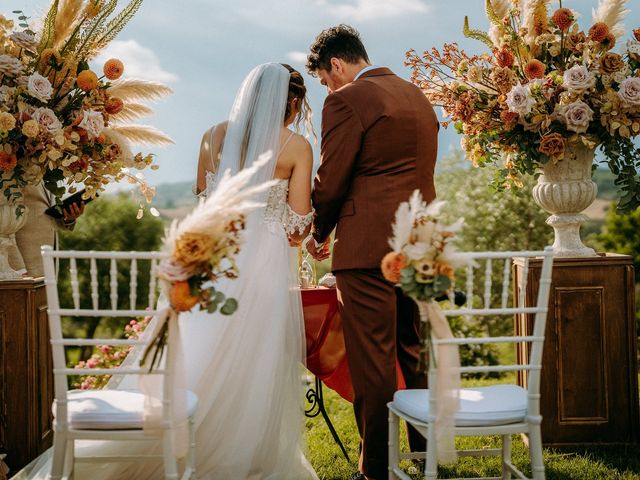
[9,0,640,186]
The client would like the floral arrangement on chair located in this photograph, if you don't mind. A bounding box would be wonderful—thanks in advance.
[381,190,464,463]
[381,190,463,302]
[406,0,640,212]
[0,0,173,217]
[157,156,276,314]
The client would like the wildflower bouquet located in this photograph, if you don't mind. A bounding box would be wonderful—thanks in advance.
[157,156,276,315]
[406,0,640,212]
[381,190,463,302]
[0,0,173,217]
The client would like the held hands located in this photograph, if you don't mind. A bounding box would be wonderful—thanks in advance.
[62,202,85,226]
[305,236,331,261]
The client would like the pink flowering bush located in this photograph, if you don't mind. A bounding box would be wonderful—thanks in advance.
[72,316,150,390]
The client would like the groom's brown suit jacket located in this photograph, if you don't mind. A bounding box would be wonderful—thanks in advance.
[312,67,439,271]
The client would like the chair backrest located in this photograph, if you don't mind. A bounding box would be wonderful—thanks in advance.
[433,247,554,415]
[41,246,170,424]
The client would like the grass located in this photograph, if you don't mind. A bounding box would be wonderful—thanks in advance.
[304,377,640,480]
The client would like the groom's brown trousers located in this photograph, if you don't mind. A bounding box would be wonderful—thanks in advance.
[335,268,427,480]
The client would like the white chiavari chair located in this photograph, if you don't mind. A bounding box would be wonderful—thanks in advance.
[388,248,554,480]
[42,246,197,480]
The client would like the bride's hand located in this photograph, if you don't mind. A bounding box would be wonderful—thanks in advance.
[305,237,331,261]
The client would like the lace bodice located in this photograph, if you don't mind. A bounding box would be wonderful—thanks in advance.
[263,179,313,236]
[202,175,312,236]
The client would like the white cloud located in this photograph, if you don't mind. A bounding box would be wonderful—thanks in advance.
[317,0,430,22]
[286,51,308,65]
[93,40,179,83]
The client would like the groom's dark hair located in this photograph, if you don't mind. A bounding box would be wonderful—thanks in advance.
[306,25,370,75]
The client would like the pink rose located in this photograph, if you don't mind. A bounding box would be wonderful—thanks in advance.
[559,99,594,133]
[31,107,62,132]
[618,77,640,106]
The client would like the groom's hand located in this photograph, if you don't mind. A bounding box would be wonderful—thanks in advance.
[306,237,331,261]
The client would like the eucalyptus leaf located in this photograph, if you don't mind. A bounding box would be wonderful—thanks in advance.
[220,298,238,315]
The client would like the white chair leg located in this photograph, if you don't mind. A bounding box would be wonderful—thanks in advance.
[181,416,196,480]
[388,409,400,480]
[49,432,67,480]
[528,425,545,480]
[162,431,179,480]
[425,422,438,480]
[501,434,511,479]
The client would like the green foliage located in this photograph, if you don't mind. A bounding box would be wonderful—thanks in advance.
[58,193,164,359]
[593,205,640,282]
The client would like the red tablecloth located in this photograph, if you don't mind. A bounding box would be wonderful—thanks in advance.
[301,287,406,403]
[301,287,354,402]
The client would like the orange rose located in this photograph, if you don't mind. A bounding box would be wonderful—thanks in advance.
[170,281,199,312]
[381,251,407,284]
[104,97,124,114]
[600,52,625,74]
[495,47,514,68]
[551,8,574,31]
[588,22,609,42]
[103,58,124,81]
[538,132,565,160]
[634,28,640,42]
[524,59,545,79]
[0,151,17,172]
[76,70,98,91]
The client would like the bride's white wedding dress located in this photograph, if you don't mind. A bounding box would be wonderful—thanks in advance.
[176,172,316,479]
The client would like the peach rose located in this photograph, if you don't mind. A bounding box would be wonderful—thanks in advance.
[76,70,98,92]
[170,281,199,312]
[103,58,124,81]
[381,251,407,284]
[490,66,516,93]
[599,52,625,74]
[538,133,565,160]
[634,28,640,42]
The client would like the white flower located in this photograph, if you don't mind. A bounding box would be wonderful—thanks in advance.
[627,40,640,60]
[78,110,105,139]
[0,54,24,77]
[617,77,640,107]
[559,99,594,134]
[32,107,62,132]
[403,242,430,261]
[562,64,595,93]
[506,83,536,116]
[27,72,53,102]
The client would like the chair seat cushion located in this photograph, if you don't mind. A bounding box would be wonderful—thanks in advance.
[392,384,528,427]
[56,389,198,430]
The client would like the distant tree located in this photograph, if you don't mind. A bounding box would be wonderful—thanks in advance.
[593,206,640,282]
[58,193,165,358]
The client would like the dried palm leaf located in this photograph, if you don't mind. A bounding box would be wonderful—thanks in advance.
[522,0,550,49]
[111,125,174,146]
[53,0,84,49]
[83,0,144,58]
[37,0,60,52]
[107,79,174,102]
[487,0,511,46]
[111,103,155,122]
[592,0,629,38]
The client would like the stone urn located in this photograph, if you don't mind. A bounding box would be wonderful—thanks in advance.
[0,195,28,280]
[532,143,597,257]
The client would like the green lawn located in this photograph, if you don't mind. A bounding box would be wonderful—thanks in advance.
[304,380,640,480]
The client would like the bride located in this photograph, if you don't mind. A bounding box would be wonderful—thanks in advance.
[181,62,317,479]
[20,62,318,480]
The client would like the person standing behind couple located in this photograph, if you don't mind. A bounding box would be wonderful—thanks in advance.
[305,25,440,480]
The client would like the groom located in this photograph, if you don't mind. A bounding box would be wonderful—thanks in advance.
[306,25,439,480]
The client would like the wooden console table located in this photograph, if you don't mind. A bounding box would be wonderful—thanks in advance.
[0,278,53,474]
[515,254,639,446]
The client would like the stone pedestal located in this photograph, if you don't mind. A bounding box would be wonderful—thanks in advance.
[515,254,639,445]
[0,278,53,474]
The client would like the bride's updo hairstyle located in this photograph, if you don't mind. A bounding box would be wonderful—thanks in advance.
[281,63,316,142]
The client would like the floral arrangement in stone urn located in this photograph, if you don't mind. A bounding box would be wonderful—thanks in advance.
[406,0,640,257]
[0,0,173,279]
